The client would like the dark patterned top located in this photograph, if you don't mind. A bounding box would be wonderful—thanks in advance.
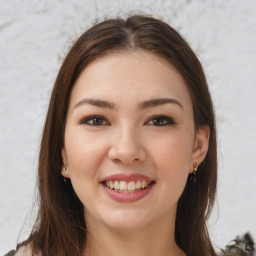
[221,232,256,256]
[3,233,255,256]
[3,250,15,256]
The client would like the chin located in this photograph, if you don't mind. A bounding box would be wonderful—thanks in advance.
[100,208,152,232]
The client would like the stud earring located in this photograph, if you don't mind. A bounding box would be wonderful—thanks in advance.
[191,163,198,182]
[61,166,67,183]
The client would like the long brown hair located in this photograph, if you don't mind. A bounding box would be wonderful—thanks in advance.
[19,14,218,256]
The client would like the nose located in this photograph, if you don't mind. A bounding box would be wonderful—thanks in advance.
[108,126,146,165]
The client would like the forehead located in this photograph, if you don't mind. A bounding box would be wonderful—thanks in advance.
[69,51,192,109]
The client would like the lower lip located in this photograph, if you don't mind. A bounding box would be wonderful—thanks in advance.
[102,183,155,203]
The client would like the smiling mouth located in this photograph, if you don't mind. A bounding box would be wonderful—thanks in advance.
[102,180,155,193]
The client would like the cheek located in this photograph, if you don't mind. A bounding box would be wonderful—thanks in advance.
[64,131,108,179]
[153,133,193,167]
[151,133,193,187]
[64,133,107,207]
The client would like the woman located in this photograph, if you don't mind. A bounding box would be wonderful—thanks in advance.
[4,14,253,256]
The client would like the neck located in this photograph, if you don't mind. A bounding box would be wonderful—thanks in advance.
[84,213,185,256]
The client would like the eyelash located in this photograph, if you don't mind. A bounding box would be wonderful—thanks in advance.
[79,115,110,126]
[79,115,176,127]
[145,115,176,126]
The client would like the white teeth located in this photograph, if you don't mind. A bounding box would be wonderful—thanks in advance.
[135,180,142,189]
[114,180,120,190]
[128,181,135,191]
[120,181,127,190]
[104,180,152,192]
[109,180,114,189]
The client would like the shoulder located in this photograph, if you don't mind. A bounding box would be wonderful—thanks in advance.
[14,246,32,256]
[3,250,16,256]
[7,245,42,256]
[221,232,256,256]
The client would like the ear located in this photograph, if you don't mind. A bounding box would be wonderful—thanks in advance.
[189,125,210,173]
[61,147,70,178]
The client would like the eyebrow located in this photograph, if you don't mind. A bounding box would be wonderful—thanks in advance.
[138,98,183,110]
[73,97,183,110]
[74,98,115,110]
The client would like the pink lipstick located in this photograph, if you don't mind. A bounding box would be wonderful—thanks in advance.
[101,173,155,203]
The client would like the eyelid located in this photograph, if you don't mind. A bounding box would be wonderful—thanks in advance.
[145,115,177,126]
[78,114,176,126]
[78,115,110,126]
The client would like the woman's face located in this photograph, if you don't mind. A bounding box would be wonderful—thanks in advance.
[62,51,209,232]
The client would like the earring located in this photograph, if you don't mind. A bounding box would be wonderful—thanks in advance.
[191,163,198,182]
[61,166,67,182]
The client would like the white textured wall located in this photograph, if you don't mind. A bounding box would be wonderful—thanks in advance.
[1,0,256,254]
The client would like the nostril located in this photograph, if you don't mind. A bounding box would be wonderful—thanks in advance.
[108,145,146,164]
[111,156,143,165]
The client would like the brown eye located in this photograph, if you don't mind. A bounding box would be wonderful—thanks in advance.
[91,117,104,125]
[146,115,176,126]
[80,116,109,126]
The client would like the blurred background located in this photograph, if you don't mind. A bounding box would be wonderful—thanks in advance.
[0,0,256,254]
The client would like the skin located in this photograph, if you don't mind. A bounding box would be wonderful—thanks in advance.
[61,51,209,256]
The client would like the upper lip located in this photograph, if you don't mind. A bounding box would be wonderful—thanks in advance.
[101,173,155,182]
